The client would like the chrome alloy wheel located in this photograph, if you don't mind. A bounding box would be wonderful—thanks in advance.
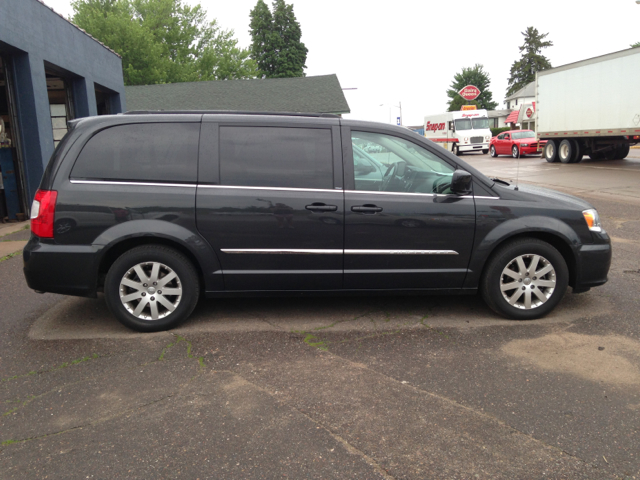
[500,254,556,310]
[119,261,183,320]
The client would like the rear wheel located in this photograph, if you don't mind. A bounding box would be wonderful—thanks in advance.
[614,143,630,160]
[559,139,576,164]
[490,145,498,157]
[104,245,200,332]
[544,140,558,163]
[481,238,568,320]
[570,140,584,163]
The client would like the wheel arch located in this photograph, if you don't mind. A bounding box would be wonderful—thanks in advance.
[468,220,580,291]
[93,220,223,293]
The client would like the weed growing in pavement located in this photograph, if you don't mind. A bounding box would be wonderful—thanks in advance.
[0,353,99,384]
[0,251,21,263]
[158,334,205,369]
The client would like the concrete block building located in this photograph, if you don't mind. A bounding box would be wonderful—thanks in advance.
[0,0,125,220]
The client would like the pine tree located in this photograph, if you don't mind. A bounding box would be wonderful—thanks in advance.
[249,0,307,78]
[446,64,498,112]
[506,27,553,97]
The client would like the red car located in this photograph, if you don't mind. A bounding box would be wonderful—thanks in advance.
[489,130,547,158]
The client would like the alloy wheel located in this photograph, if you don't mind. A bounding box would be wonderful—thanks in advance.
[119,261,183,320]
[500,254,556,309]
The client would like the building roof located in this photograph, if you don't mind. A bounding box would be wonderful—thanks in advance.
[505,110,520,124]
[505,81,535,101]
[35,0,121,57]
[125,75,351,114]
[487,109,511,118]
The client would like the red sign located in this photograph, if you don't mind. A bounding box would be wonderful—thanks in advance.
[459,85,481,101]
[526,107,533,118]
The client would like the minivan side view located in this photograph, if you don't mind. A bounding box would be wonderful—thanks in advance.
[24,112,612,331]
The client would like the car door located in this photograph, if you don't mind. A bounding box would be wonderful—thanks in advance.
[196,115,344,291]
[495,133,505,154]
[501,133,511,154]
[343,126,476,290]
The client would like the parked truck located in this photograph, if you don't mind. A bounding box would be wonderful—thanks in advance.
[538,47,640,163]
[423,109,492,156]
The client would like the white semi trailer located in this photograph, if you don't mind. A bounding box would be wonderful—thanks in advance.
[538,47,640,163]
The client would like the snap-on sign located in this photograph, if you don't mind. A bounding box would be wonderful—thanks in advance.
[426,121,445,131]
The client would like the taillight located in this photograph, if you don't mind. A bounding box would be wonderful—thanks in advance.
[30,189,58,238]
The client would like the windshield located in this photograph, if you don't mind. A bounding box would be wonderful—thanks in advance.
[471,117,489,129]
[454,118,472,131]
[512,130,536,139]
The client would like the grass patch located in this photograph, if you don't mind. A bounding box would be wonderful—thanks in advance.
[1,353,99,384]
[0,251,21,263]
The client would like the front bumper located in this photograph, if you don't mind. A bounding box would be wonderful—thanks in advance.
[573,233,612,292]
[460,143,488,152]
[23,236,102,298]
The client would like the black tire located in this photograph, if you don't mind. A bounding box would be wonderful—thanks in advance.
[482,149,489,155]
[589,151,604,160]
[452,144,460,156]
[512,145,520,158]
[543,140,558,163]
[104,245,200,332]
[558,139,576,164]
[481,238,569,320]
[490,145,498,157]
[570,140,583,163]
[614,143,630,160]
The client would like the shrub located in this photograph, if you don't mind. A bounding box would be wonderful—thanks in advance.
[490,126,511,137]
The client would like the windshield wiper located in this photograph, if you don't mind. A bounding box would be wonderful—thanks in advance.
[490,177,511,186]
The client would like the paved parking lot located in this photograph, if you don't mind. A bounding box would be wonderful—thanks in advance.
[1,152,639,479]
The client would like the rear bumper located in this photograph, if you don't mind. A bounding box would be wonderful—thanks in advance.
[573,236,612,292]
[23,236,102,298]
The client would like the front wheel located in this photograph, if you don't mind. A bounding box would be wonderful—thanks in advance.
[104,245,200,332]
[489,146,497,157]
[452,144,460,156]
[512,145,520,158]
[481,238,568,320]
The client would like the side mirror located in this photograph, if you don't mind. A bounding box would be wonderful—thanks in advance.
[451,169,472,195]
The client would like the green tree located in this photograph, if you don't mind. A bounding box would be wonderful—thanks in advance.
[632,42,640,48]
[446,64,498,112]
[506,27,553,97]
[71,0,257,85]
[249,0,308,78]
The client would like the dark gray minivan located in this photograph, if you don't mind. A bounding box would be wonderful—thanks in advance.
[24,112,611,331]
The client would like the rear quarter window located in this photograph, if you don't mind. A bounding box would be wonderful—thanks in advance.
[70,123,199,183]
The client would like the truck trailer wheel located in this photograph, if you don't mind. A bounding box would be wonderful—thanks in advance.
[559,139,577,164]
[614,143,630,160]
[571,140,584,163]
[544,140,558,163]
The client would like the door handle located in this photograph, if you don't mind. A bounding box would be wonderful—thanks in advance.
[305,203,338,212]
[351,205,383,214]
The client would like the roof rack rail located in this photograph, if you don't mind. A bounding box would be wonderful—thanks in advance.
[124,110,340,118]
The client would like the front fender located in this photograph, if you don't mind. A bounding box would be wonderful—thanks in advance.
[464,215,581,289]
[93,219,223,291]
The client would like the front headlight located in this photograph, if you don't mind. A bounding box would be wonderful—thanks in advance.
[485,135,490,141]
[521,143,529,147]
[463,137,469,142]
[583,209,602,232]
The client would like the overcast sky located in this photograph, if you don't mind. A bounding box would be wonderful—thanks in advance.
[41,0,640,126]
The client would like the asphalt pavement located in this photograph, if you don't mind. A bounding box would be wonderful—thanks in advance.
[1,153,639,479]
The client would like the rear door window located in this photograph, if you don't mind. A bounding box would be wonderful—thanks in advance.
[219,126,333,190]
[70,123,199,183]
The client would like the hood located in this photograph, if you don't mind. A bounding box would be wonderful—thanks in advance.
[495,183,593,210]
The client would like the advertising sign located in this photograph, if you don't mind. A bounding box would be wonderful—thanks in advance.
[458,85,481,101]
[461,105,477,111]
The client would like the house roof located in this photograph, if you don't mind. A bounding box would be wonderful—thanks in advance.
[125,75,351,114]
[35,0,121,57]
[505,81,535,101]
[487,109,511,118]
